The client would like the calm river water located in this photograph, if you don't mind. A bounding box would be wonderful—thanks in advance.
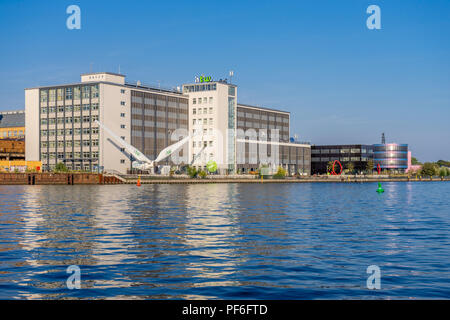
[0,182,449,299]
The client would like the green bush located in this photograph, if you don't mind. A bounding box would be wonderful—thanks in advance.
[187,166,198,178]
[54,162,69,173]
[273,167,287,179]
[198,170,207,179]
[439,167,450,177]
[420,162,437,177]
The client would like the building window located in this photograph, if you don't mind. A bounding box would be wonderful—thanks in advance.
[209,97,213,104]
[120,159,125,164]
[193,108,196,115]
[120,125,126,129]
[82,86,90,99]
[121,101,126,106]
[57,88,64,101]
[92,85,99,98]
[209,107,213,114]
[74,87,81,100]
[120,113,125,117]
[65,88,73,100]
[193,98,196,104]
[198,98,202,104]
[121,89,125,94]
[40,90,48,103]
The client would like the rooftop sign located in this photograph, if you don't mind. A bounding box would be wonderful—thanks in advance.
[197,76,212,83]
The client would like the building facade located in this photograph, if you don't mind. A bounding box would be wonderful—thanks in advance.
[0,111,25,139]
[311,144,374,174]
[25,72,188,173]
[236,104,310,175]
[373,143,408,172]
[26,72,311,175]
[182,79,310,175]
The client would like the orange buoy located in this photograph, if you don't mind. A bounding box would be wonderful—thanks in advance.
[137,176,141,187]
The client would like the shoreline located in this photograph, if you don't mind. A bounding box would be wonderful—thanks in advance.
[0,172,449,185]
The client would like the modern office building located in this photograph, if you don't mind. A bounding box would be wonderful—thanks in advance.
[26,72,310,175]
[373,143,408,172]
[182,79,310,175]
[311,144,374,174]
[0,110,25,139]
[25,72,188,173]
[236,104,310,174]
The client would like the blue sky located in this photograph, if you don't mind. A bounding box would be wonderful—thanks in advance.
[0,0,449,161]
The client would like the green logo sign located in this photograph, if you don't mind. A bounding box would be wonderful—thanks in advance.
[206,160,217,173]
[200,76,212,83]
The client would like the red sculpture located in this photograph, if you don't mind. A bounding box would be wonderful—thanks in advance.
[331,160,343,175]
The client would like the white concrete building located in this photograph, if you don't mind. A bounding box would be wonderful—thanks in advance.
[25,72,188,173]
[25,72,310,175]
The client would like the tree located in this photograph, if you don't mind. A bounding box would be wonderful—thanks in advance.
[436,160,450,167]
[411,157,421,165]
[420,162,437,177]
[346,162,355,174]
[439,167,448,177]
[187,166,198,178]
[366,160,374,174]
[273,166,287,179]
[326,161,334,173]
[54,162,69,172]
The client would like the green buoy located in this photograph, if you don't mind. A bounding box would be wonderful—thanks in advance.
[376,182,384,193]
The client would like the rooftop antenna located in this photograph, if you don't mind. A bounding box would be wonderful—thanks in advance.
[118,65,121,74]
[381,132,386,144]
[229,70,234,84]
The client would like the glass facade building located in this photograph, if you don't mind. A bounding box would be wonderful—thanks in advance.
[373,143,408,172]
[311,144,374,174]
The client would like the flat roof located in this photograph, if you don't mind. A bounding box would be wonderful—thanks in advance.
[25,81,185,96]
[237,103,290,115]
[80,72,125,77]
[182,81,237,87]
[0,111,25,128]
[311,144,374,148]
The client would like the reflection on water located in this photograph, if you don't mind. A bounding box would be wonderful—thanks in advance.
[0,182,449,299]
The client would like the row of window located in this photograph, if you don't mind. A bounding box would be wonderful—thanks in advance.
[183,84,217,93]
[41,128,99,136]
[192,118,213,126]
[41,151,99,159]
[311,148,373,154]
[311,157,367,162]
[1,130,24,138]
[192,97,213,105]
[192,128,215,136]
[193,141,213,148]
[237,111,288,122]
[41,140,99,148]
[40,85,99,103]
[41,103,99,114]
[193,107,213,115]
[40,115,99,125]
